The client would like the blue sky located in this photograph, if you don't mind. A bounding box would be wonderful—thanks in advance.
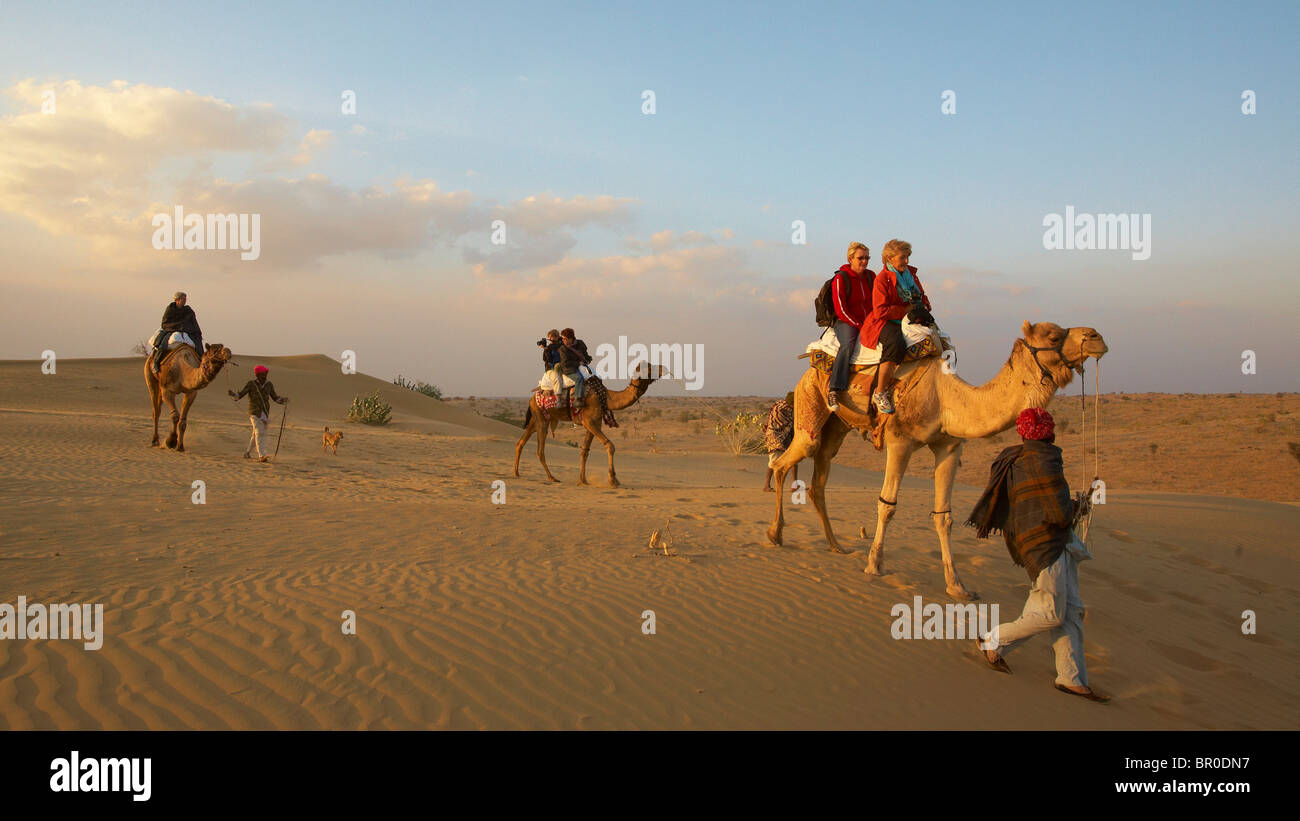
[1,0,1296,394]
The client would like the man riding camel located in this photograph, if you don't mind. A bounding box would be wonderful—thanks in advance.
[149,291,204,374]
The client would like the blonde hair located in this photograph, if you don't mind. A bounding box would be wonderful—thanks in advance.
[882,239,912,266]
[846,241,870,262]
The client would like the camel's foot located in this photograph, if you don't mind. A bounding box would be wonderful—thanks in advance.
[763,486,774,493]
[608,477,620,488]
[864,558,884,575]
[165,435,178,449]
[828,544,852,555]
[545,476,560,484]
[766,524,783,546]
[577,477,589,486]
[947,583,979,601]
[512,469,521,478]
[150,438,159,447]
[176,445,185,453]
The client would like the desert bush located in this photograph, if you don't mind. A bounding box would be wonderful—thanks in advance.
[348,390,393,425]
[642,407,662,419]
[1149,443,1158,456]
[130,339,150,357]
[678,411,692,423]
[713,411,766,456]
[394,374,443,399]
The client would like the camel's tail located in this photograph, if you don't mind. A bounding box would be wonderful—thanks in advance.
[524,404,533,428]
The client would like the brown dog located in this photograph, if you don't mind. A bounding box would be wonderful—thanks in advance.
[322,426,344,454]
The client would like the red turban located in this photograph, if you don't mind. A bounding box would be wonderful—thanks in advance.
[1016,407,1055,440]
[254,365,269,375]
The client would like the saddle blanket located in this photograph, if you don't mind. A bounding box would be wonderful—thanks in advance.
[151,331,194,355]
[538,369,581,393]
[806,317,951,366]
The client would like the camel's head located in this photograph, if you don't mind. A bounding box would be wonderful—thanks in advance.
[202,343,233,368]
[630,361,668,384]
[1020,322,1108,386]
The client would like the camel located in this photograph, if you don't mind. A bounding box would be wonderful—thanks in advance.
[144,342,233,452]
[767,321,1108,600]
[513,364,661,487]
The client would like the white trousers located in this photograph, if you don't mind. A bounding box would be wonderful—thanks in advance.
[985,541,1089,688]
[245,413,270,458]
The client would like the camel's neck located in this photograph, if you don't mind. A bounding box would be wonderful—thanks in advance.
[181,355,220,391]
[935,342,1072,440]
[605,379,652,411]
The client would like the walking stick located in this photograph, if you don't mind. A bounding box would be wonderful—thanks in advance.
[272,402,288,462]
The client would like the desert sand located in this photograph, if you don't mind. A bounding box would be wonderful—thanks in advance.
[0,353,1296,729]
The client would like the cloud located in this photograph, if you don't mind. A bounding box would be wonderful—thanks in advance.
[0,79,639,275]
[624,227,734,251]
[290,129,335,165]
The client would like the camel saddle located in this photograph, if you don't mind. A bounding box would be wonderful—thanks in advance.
[796,359,926,452]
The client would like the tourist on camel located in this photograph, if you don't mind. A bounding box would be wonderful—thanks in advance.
[861,239,935,414]
[149,291,204,374]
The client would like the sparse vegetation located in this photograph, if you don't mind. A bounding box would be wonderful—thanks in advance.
[713,410,765,456]
[348,390,393,425]
[130,339,150,357]
[1149,443,1158,456]
[393,374,443,400]
[485,410,525,428]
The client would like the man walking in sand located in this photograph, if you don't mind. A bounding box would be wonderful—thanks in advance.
[965,407,1107,702]
[229,365,289,462]
[762,391,798,492]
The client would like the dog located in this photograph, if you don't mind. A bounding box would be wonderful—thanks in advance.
[321,426,344,454]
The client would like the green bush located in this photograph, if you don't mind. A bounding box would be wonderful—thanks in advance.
[713,411,766,456]
[348,390,393,425]
[393,374,443,400]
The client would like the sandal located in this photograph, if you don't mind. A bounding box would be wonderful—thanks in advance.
[1055,683,1109,703]
[975,640,1011,674]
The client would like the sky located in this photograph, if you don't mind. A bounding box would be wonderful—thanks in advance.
[1,0,1296,395]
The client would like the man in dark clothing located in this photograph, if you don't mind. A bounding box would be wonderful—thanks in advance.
[538,329,562,374]
[150,291,203,373]
[965,407,1107,702]
[557,327,591,405]
[228,365,289,462]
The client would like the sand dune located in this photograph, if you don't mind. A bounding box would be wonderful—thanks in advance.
[0,356,1296,729]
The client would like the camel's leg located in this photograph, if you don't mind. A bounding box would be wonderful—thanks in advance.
[766,429,818,546]
[535,417,560,483]
[513,415,536,477]
[147,372,162,446]
[176,391,197,452]
[163,392,181,449]
[865,438,918,575]
[582,423,618,487]
[930,439,975,600]
[809,414,853,554]
[577,428,595,485]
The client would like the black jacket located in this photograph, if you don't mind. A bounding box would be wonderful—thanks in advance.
[559,339,590,374]
[160,302,202,349]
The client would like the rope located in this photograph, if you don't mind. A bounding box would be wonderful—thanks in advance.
[1094,361,1100,481]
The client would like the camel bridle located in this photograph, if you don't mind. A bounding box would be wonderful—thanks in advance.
[1023,337,1083,385]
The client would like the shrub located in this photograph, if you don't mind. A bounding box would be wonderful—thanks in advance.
[713,411,766,456]
[393,374,443,400]
[348,390,393,425]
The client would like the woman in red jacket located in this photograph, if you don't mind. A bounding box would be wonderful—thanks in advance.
[861,239,935,414]
[826,241,874,412]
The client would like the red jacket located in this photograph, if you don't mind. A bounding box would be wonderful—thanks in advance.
[832,264,873,328]
[861,265,930,348]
